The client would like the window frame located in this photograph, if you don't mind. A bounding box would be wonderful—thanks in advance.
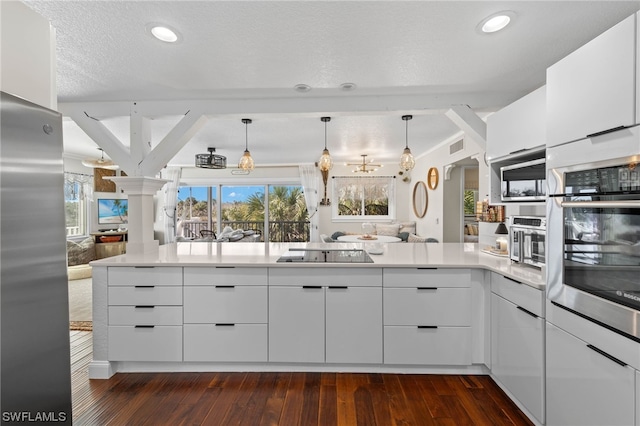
[331,175,396,222]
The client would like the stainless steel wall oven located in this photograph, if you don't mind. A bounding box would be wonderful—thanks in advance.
[547,126,640,342]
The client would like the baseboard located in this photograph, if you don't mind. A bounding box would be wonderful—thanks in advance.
[88,360,115,379]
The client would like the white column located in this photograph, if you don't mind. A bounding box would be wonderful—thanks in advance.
[105,176,168,254]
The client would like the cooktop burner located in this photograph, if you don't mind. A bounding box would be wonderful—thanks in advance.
[277,248,374,263]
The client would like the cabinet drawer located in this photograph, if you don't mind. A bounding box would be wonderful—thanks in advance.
[108,266,182,286]
[383,268,470,288]
[108,306,183,326]
[183,324,267,362]
[383,287,471,326]
[384,326,471,365]
[183,286,267,324]
[184,267,268,286]
[491,273,544,318]
[108,286,182,306]
[108,326,182,361]
[269,267,382,287]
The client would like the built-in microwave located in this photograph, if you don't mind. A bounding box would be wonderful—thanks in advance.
[500,158,546,202]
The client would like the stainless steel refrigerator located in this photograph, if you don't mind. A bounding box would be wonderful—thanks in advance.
[1,91,72,423]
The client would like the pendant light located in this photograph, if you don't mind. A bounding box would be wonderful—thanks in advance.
[81,148,119,170]
[318,117,333,172]
[195,147,227,169]
[399,115,415,172]
[238,118,254,172]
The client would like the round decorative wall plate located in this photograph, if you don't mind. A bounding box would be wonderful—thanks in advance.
[427,167,439,190]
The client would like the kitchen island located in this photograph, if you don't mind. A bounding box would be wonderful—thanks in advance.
[89,242,544,379]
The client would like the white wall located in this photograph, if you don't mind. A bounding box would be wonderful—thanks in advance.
[409,133,489,242]
[0,1,56,109]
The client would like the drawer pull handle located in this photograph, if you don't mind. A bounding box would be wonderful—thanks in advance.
[134,285,155,288]
[504,276,522,285]
[302,286,322,289]
[215,285,235,288]
[215,323,235,327]
[215,266,235,269]
[417,325,438,329]
[586,125,627,139]
[417,287,437,291]
[516,306,538,319]
[417,267,437,270]
[134,266,155,269]
[134,325,155,328]
[135,305,155,309]
[329,286,348,289]
[587,344,627,367]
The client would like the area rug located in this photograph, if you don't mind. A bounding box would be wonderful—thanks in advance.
[70,321,92,331]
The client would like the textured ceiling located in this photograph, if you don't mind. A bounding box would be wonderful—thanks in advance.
[24,1,640,168]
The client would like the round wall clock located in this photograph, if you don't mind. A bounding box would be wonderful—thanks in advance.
[427,167,439,190]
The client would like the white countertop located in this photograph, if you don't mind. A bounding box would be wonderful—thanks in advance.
[91,242,545,290]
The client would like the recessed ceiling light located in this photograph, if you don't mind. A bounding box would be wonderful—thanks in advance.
[146,23,181,43]
[478,11,515,34]
[294,84,311,93]
[340,82,357,91]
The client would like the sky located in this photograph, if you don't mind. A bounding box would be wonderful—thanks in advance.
[178,185,294,203]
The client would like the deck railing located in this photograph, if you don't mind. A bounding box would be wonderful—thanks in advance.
[181,219,310,242]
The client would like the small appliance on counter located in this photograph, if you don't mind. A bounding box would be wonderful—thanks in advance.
[509,216,546,268]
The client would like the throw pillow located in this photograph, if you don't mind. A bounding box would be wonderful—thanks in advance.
[408,233,428,243]
[376,223,401,237]
[398,232,410,242]
[331,231,346,240]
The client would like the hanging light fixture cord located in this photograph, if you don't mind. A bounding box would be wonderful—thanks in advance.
[405,115,410,149]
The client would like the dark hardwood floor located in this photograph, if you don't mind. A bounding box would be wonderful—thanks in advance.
[70,331,534,425]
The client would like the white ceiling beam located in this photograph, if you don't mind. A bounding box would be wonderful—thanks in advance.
[139,109,208,176]
[58,92,504,119]
[444,105,487,149]
[66,110,135,173]
[130,103,151,167]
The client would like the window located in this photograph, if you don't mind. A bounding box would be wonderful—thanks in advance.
[177,186,212,237]
[177,184,309,242]
[64,172,91,237]
[332,176,396,221]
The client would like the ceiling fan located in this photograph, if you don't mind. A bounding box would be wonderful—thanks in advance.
[347,155,383,174]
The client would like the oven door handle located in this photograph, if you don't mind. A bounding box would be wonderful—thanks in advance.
[560,200,640,208]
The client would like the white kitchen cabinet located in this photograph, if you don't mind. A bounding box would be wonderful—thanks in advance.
[491,292,544,424]
[183,267,268,362]
[546,322,636,426]
[383,268,472,365]
[268,267,383,364]
[184,324,267,362]
[325,286,382,364]
[547,13,637,147]
[268,286,325,363]
[107,266,183,362]
[183,286,267,324]
[486,85,546,161]
[636,370,640,426]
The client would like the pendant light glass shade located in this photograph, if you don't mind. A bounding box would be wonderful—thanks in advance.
[318,117,333,172]
[238,118,254,171]
[400,115,415,171]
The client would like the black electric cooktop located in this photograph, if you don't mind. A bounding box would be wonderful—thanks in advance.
[277,248,374,263]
